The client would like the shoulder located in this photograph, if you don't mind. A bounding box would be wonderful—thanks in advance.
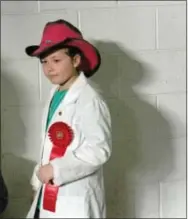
[77,80,110,117]
[79,80,105,104]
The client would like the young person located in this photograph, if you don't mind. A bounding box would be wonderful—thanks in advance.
[25,19,112,218]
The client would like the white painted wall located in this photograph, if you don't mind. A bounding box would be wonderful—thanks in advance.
[1,1,186,218]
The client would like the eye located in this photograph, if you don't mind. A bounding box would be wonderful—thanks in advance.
[54,59,60,63]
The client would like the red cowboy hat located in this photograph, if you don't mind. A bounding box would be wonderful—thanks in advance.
[25,19,101,77]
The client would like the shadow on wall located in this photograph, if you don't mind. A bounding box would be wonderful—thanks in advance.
[1,60,35,218]
[91,41,174,218]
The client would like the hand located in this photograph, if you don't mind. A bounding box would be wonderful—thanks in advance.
[37,163,54,184]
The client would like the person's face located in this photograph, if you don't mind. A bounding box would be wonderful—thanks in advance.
[41,48,81,86]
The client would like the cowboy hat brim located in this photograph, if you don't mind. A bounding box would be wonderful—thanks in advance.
[25,38,101,78]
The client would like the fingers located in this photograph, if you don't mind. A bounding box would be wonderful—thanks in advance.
[36,171,49,184]
[37,164,53,184]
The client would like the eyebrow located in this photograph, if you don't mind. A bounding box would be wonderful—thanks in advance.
[41,50,67,60]
[50,55,60,59]
[42,54,61,60]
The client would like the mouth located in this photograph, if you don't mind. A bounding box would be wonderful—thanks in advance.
[49,74,58,78]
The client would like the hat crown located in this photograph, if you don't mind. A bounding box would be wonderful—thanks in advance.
[25,19,101,77]
[40,22,83,46]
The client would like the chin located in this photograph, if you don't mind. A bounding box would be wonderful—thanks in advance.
[49,79,62,85]
[49,77,68,86]
[51,81,60,85]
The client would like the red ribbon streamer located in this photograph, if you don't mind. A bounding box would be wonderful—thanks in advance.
[43,122,73,212]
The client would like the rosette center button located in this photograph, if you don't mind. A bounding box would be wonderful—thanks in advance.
[56,131,64,139]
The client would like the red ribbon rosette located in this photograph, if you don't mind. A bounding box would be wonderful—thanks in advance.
[43,122,73,212]
[48,122,73,160]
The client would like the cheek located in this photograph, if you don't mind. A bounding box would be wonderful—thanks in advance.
[42,67,50,78]
[42,65,47,73]
[60,61,73,73]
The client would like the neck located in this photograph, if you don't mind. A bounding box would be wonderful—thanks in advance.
[58,74,79,91]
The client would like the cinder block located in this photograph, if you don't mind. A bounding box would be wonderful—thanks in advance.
[91,54,119,99]
[160,180,186,218]
[80,9,116,41]
[1,59,40,106]
[134,183,160,218]
[1,12,78,59]
[122,50,186,95]
[157,93,186,138]
[122,137,176,183]
[125,137,185,184]
[117,1,186,7]
[104,164,136,218]
[1,153,34,199]
[2,197,31,218]
[80,7,156,51]
[106,95,157,143]
[161,137,186,182]
[1,106,42,160]
[40,1,117,11]
[157,4,186,49]
[1,1,38,14]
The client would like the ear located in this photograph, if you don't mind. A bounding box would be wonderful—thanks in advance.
[73,54,81,68]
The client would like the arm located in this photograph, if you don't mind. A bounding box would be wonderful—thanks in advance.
[50,98,112,186]
[30,94,51,191]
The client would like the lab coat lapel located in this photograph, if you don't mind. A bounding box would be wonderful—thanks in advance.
[44,72,88,131]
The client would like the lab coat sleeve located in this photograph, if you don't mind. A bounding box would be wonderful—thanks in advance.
[30,164,41,191]
[50,98,112,186]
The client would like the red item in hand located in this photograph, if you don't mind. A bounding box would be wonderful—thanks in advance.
[43,122,73,212]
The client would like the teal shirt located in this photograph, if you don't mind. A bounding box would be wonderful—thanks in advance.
[37,89,67,209]
[45,89,67,131]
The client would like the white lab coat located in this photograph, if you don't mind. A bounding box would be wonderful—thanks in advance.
[26,72,112,218]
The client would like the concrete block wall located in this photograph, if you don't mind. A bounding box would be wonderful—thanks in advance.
[1,1,186,218]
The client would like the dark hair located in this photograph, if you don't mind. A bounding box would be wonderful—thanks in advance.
[64,46,83,59]
[39,43,83,59]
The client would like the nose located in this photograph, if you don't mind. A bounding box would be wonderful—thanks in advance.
[46,62,53,73]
